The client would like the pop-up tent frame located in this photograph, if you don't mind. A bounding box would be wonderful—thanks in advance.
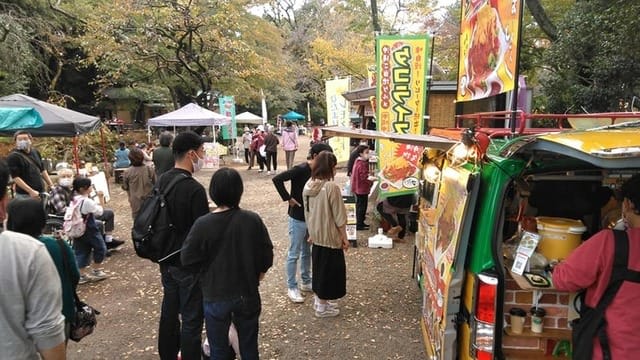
[0,94,104,174]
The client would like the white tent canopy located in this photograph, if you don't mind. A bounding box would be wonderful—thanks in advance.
[147,103,230,127]
[235,111,263,125]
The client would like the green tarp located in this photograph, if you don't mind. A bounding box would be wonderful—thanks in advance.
[0,107,44,131]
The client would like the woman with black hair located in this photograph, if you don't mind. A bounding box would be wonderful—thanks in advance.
[181,168,274,359]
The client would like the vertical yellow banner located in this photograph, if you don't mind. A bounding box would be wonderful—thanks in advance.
[376,35,429,197]
[457,0,522,101]
[326,78,351,163]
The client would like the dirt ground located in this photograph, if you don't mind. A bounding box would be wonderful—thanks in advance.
[69,136,427,359]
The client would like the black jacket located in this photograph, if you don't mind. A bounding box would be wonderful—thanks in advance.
[272,162,311,221]
[181,208,274,301]
[158,168,209,266]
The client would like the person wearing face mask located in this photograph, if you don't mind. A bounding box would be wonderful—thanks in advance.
[48,168,75,215]
[7,130,55,199]
[350,144,374,230]
[48,168,125,251]
[155,130,210,360]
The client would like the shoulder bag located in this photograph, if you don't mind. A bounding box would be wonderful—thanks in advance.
[56,239,101,342]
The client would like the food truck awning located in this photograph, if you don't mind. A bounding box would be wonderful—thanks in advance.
[321,126,457,150]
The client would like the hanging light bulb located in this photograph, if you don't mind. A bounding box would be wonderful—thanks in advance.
[424,163,441,183]
[451,143,470,164]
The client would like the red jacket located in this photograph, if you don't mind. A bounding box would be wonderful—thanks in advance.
[250,133,264,152]
[553,227,640,360]
[350,158,372,195]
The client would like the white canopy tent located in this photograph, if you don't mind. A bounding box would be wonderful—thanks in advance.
[147,103,230,127]
[235,111,263,125]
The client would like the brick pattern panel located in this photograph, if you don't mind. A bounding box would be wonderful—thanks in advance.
[503,278,571,353]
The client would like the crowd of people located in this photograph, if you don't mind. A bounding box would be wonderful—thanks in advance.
[2,124,639,359]
[243,122,300,174]
[0,126,424,359]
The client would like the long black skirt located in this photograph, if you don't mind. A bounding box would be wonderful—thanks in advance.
[311,245,346,300]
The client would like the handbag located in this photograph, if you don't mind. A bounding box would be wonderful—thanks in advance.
[259,144,267,158]
[56,239,101,342]
[69,296,100,342]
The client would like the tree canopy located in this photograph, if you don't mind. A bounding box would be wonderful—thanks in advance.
[1,0,640,118]
[542,1,640,112]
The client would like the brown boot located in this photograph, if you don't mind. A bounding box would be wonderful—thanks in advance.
[387,226,402,237]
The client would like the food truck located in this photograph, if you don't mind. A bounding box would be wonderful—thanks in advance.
[324,111,640,359]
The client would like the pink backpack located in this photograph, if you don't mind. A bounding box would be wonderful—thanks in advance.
[63,199,86,238]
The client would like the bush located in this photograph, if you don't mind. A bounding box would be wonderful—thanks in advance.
[37,124,123,168]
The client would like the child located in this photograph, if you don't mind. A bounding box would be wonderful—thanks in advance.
[350,144,373,230]
[72,177,109,284]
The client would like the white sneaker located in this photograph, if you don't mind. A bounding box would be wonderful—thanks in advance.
[266,171,272,175]
[314,298,339,311]
[315,306,340,318]
[91,269,109,281]
[287,288,304,303]
[299,282,313,292]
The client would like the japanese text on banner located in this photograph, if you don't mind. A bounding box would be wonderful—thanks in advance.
[325,78,351,163]
[375,35,429,198]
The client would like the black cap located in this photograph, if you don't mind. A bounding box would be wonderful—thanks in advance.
[309,143,333,156]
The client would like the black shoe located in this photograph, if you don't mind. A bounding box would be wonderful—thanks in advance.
[106,239,125,250]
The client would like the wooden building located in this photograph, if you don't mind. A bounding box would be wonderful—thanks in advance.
[342,81,502,131]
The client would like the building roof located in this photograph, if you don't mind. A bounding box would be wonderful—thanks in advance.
[342,81,457,103]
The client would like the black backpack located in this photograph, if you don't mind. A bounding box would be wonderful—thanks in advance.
[131,173,189,263]
[571,229,640,360]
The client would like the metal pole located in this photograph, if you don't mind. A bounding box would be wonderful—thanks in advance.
[425,33,436,134]
[510,0,526,135]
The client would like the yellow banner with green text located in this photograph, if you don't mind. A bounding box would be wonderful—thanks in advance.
[375,35,429,198]
[326,78,351,163]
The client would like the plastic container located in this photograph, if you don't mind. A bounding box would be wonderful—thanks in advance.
[530,307,546,333]
[536,217,586,261]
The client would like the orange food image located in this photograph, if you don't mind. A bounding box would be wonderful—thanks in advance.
[382,157,416,183]
[467,4,500,94]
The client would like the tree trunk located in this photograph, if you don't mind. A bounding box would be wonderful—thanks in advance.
[369,0,381,34]
[526,0,558,41]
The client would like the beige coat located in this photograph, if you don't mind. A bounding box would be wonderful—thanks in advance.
[303,179,347,249]
[122,165,156,218]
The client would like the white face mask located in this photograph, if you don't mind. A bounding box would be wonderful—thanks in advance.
[59,178,72,188]
[16,139,30,151]
[192,152,204,173]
